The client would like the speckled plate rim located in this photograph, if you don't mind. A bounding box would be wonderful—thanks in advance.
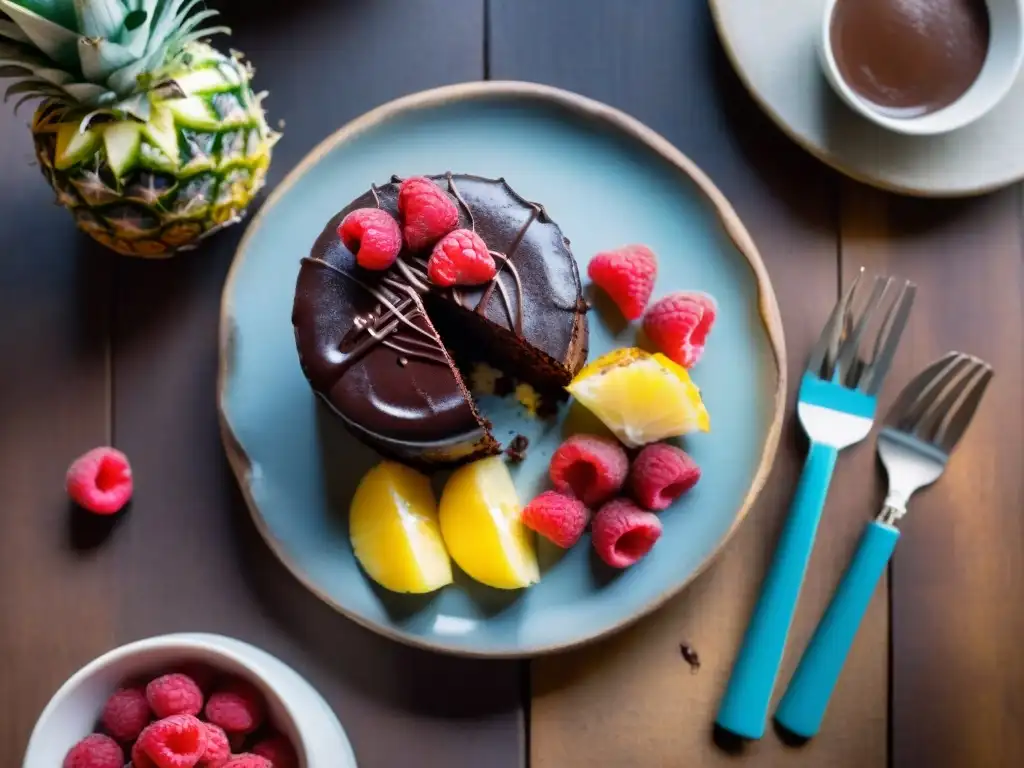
[217,80,787,657]
[708,0,1024,198]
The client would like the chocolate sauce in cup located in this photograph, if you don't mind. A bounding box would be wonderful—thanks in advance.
[819,0,1024,135]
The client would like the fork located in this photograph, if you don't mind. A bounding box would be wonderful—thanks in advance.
[775,351,993,738]
[716,270,915,740]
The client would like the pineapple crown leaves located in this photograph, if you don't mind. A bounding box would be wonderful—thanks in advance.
[0,0,229,118]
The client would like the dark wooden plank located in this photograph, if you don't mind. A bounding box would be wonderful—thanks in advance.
[104,3,523,768]
[0,108,115,761]
[490,2,887,766]
[841,183,1024,768]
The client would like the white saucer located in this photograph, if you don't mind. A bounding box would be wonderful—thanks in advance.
[710,0,1024,197]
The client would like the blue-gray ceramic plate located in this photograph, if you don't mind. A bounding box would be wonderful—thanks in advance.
[219,82,786,657]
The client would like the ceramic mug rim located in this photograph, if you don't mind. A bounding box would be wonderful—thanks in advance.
[819,0,1024,136]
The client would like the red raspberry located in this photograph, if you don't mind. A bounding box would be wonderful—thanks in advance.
[397,176,459,251]
[338,208,402,270]
[100,686,151,742]
[591,498,663,568]
[521,491,590,548]
[630,443,701,510]
[252,734,299,768]
[146,673,204,718]
[63,733,123,768]
[427,228,497,287]
[66,446,132,515]
[132,740,157,768]
[136,715,207,768]
[222,756,272,768]
[198,723,232,768]
[642,291,718,368]
[587,245,658,321]
[205,679,265,735]
[548,434,629,506]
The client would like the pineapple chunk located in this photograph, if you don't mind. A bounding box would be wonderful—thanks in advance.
[55,123,101,171]
[164,96,220,130]
[102,122,142,179]
[172,66,238,95]
[142,106,180,166]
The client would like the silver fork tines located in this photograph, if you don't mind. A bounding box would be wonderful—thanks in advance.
[805,268,916,393]
[860,278,916,394]
[888,351,994,453]
[835,276,890,385]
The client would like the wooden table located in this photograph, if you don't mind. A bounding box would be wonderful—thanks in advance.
[2,2,1021,766]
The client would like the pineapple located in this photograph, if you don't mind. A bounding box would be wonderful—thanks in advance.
[0,0,280,257]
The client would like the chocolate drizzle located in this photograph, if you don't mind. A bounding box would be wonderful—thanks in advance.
[475,203,541,338]
[447,172,475,231]
[359,173,536,341]
[300,256,449,375]
[292,173,588,449]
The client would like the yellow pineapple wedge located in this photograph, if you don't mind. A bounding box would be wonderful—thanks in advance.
[567,347,710,448]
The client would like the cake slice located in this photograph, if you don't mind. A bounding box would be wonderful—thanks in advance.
[292,174,589,467]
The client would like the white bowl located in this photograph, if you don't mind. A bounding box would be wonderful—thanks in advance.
[819,0,1024,135]
[22,633,357,768]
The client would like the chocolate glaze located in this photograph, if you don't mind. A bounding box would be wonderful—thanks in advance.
[830,0,990,118]
[292,174,588,451]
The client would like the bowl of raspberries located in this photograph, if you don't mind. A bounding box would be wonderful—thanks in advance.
[23,633,357,768]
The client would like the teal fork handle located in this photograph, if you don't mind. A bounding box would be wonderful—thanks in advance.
[775,520,900,738]
[716,441,838,740]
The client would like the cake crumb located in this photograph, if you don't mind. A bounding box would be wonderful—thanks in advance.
[679,642,700,673]
[515,383,540,418]
[397,357,408,367]
[470,363,502,396]
[494,372,515,397]
[505,434,529,462]
[536,395,560,419]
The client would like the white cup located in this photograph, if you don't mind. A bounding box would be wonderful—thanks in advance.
[22,633,358,768]
[819,0,1024,135]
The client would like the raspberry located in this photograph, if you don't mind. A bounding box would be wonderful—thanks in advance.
[205,679,265,734]
[548,434,629,506]
[521,491,590,548]
[132,740,157,768]
[222,756,272,768]
[397,176,459,251]
[587,245,658,321]
[66,446,132,515]
[198,723,232,768]
[146,673,204,718]
[591,498,663,568]
[137,715,208,768]
[630,443,701,510]
[100,686,151,742]
[252,734,299,768]
[427,228,496,287]
[642,291,718,368]
[63,734,123,768]
[338,208,402,270]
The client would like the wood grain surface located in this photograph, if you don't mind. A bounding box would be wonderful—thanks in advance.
[0,97,118,765]
[2,3,524,768]
[491,1,885,765]
[2,1,1022,766]
[841,184,1024,768]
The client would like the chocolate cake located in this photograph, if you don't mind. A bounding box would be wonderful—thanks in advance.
[292,173,589,466]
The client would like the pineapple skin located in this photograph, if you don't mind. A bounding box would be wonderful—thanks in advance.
[30,44,279,258]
